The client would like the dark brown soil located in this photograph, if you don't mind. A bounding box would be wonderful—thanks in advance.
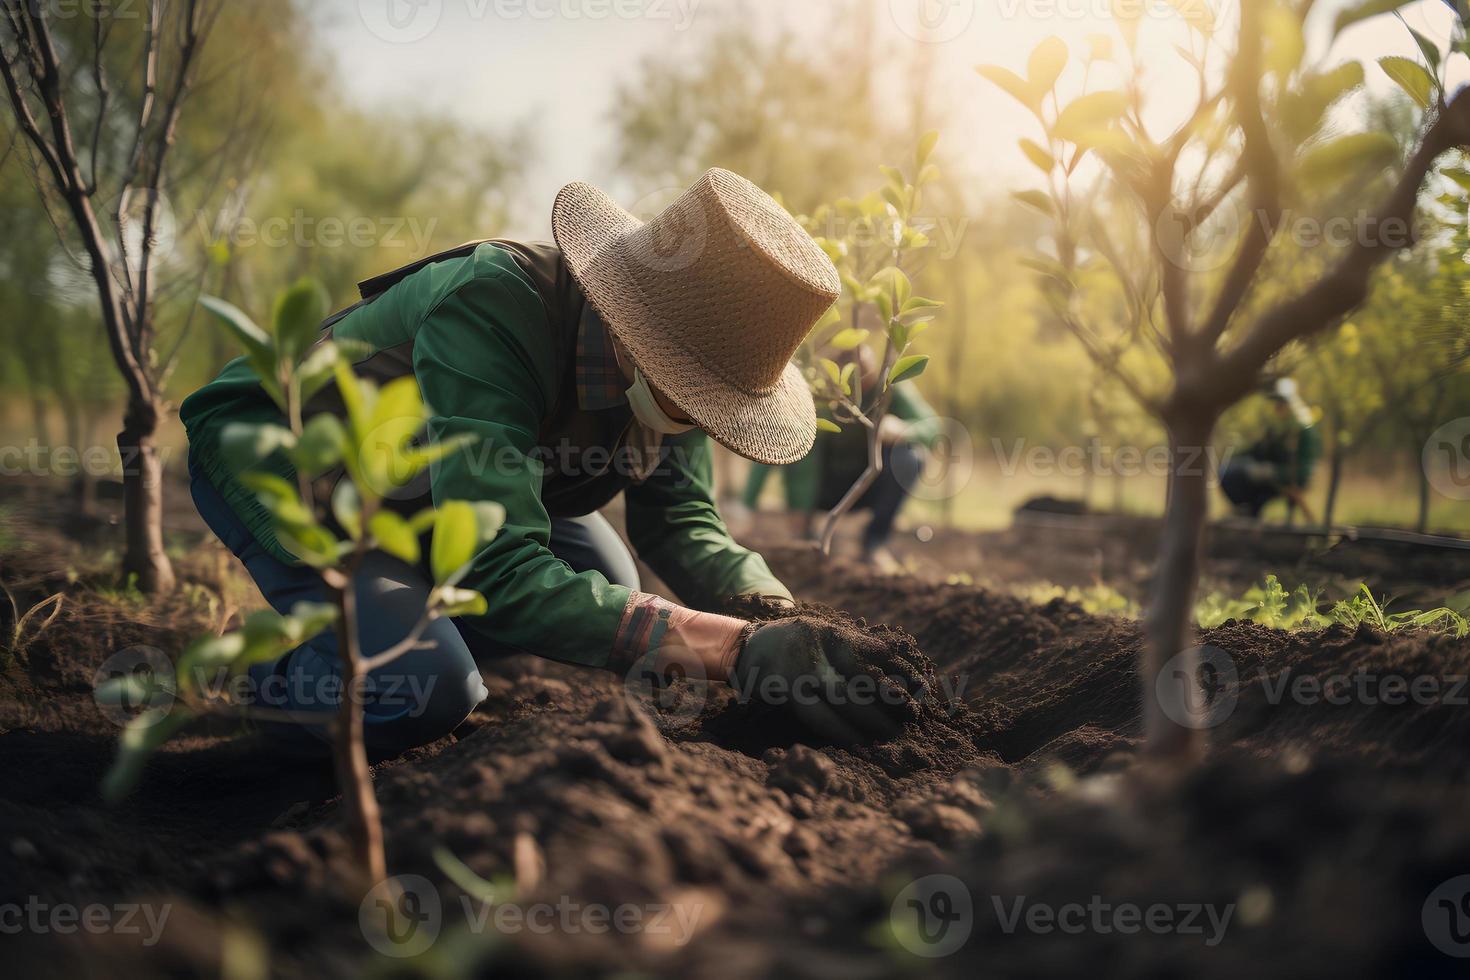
[4,486,1470,978]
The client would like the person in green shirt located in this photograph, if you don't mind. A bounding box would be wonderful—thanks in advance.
[1218,377,1323,519]
[182,170,917,756]
[738,345,942,568]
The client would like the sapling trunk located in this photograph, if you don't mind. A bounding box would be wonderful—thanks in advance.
[330,570,387,884]
[819,341,900,556]
[1140,412,1215,761]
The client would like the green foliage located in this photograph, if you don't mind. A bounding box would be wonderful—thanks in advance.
[799,135,945,428]
[1195,575,1469,636]
[102,279,504,805]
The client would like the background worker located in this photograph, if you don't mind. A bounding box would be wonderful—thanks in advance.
[738,345,942,569]
[1218,377,1323,520]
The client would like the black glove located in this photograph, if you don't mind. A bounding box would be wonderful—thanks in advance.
[731,618,918,744]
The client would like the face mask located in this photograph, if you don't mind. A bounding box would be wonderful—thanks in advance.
[626,367,695,436]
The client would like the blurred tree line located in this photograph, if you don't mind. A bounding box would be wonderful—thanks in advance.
[1,0,530,456]
[2,0,1467,534]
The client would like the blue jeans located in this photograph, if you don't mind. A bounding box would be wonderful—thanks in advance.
[189,465,639,759]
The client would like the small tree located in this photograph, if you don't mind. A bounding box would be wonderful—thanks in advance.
[1,0,239,592]
[800,135,946,554]
[980,0,1470,759]
[99,280,503,884]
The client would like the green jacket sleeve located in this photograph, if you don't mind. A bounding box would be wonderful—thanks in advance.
[889,381,943,449]
[413,269,633,669]
[625,430,792,610]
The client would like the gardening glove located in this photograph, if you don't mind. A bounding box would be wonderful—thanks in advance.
[731,618,913,745]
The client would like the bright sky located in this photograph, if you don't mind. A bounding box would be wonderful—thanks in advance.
[313,0,1463,237]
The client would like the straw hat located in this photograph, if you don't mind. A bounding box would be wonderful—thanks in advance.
[551,168,840,465]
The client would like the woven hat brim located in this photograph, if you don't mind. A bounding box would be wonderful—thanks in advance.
[551,180,817,466]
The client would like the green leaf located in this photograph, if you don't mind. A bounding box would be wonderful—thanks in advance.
[272,278,331,363]
[407,507,440,536]
[101,707,193,804]
[220,422,296,471]
[888,354,930,386]
[1011,189,1055,217]
[975,64,1040,114]
[431,586,488,618]
[1398,13,1442,71]
[275,523,342,569]
[298,341,342,403]
[1333,0,1412,37]
[398,431,479,478]
[1443,167,1470,192]
[293,413,346,479]
[1019,138,1054,173]
[828,327,870,350]
[1378,56,1435,109]
[358,376,426,493]
[916,130,939,167]
[1297,132,1400,184]
[240,472,314,528]
[815,418,842,434]
[871,267,912,307]
[201,296,280,406]
[473,502,506,543]
[431,500,479,584]
[369,510,421,565]
[1053,91,1129,143]
[333,358,370,442]
[1027,36,1068,92]
[200,295,272,353]
[1263,3,1305,76]
[819,357,843,388]
[901,296,942,313]
[331,479,362,540]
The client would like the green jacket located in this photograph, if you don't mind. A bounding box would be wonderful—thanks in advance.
[181,241,789,670]
[1246,417,1323,489]
[742,381,941,511]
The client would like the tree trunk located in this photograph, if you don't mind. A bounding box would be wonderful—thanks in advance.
[1141,412,1216,762]
[1417,453,1432,534]
[1322,445,1344,533]
[118,395,176,594]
